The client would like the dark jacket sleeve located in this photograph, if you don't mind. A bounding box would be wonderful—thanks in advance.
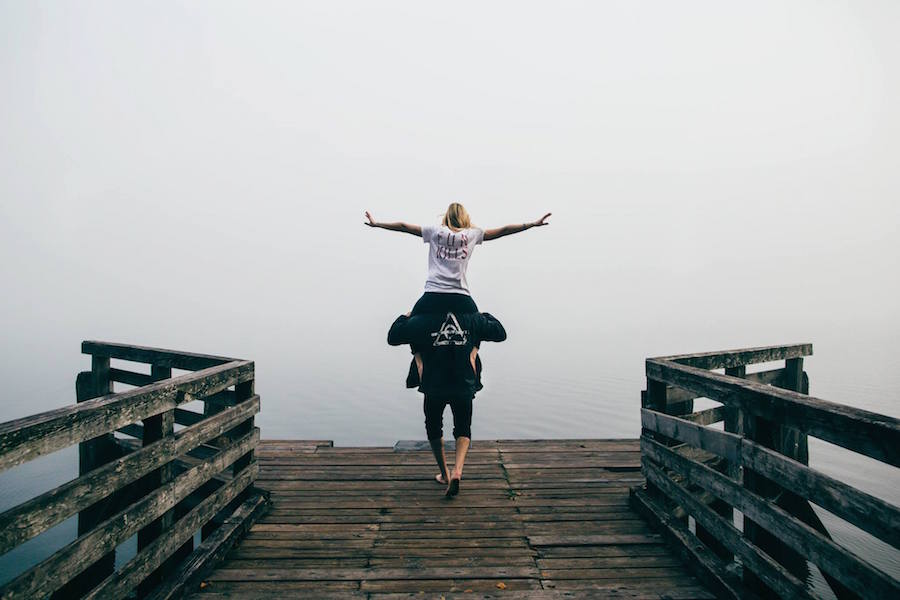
[475,312,507,343]
[387,315,412,346]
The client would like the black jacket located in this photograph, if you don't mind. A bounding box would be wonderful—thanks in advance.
[388,312,507,398]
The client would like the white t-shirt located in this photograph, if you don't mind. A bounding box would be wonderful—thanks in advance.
[421,225,485,295]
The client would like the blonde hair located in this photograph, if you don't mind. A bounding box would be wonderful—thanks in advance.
[442,203,472,230]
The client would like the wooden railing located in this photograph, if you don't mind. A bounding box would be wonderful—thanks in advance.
[0,342,267,599]
[631,344,900,599]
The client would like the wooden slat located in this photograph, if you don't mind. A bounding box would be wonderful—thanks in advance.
[681,406,726,426]
[741,439,900,550]
[109,368,154,387]
[186,439,711,598]
[83,466,259,600]
[0,428,259,599]
[629,487,752,600]
[646,358,900,467]
[641,437,900,598]
[175,408,206,426]
[117,423,144,439]
[0,360,254,473]
[82,341,235,371]
[640,409,741,464]
[641,459,812,599]
[743,368,785,386]
[147,491,269,600]
[655,344,812,370]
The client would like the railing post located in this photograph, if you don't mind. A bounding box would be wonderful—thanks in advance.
[68,355,119,596]
[695,365,746,562]
[201,370,257,540]
[779,357,808,464]
[742,357,810,593]
[231,378,255,478]
[643,378,676,506]
[136,364,189,596]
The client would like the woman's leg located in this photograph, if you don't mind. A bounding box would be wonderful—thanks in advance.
[423,396,449,483]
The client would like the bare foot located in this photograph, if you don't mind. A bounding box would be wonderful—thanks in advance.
[435,473,447,485]
[445,469,461,497]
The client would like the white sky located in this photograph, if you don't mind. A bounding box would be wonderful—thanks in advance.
[1,1,898,427]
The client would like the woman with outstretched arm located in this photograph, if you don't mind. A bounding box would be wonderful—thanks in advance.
[365,203,549,488]
[364,203,550,318]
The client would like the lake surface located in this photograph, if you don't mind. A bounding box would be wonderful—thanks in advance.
[1,320,897,592]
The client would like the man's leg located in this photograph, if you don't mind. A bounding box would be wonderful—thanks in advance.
[429,438,449,484]
[453,436,471,481]
[447,395,474,496]
[423,395,449,483]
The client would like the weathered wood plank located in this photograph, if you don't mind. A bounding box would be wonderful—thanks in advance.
[741,439,900,550]
[83,466,258,600]
[655,344,812,370]
[681,406,726,426]
[629,486,754,600]
[640,409,741,463]
[0,429,259,599]
[645,358,900,466]
[0,397,259,554]
[82,341,235,371]
[641,459,811,599]
[642,437,900,598]
[0,360,254,473]
[109,368,154,387]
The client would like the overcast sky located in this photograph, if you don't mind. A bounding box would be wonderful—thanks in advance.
[1,1,898,433]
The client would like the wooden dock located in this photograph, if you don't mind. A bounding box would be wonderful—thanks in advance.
[190,438,714,599]
[1,342,898,599]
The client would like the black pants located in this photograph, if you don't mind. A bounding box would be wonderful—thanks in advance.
[424,395,473,440]
[411,292,478,316]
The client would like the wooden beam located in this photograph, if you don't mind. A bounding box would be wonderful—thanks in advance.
[653,344,812,370]
[742,440,900,550]
[0,428,259,599]
[0,360,254,473]
[82,341,236,371]
[642,437,900,598]
[0,397,258,554]
[82,466,259,600]
[641,459,812,599]
[108,369,154,388]
[145,490,269,600]
[640,410,741,465]
[629,486,754,600]
[680,406,725,427]
[645,359,900,467]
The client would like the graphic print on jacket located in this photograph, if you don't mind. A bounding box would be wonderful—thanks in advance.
[387,311,507,398]
[432,312,468,346]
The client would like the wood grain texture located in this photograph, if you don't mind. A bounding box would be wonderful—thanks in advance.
[645,358,900,466]
[184,439,713,599]
[0,360,254,473]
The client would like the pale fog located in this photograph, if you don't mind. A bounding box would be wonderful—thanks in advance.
[2,2,898,444]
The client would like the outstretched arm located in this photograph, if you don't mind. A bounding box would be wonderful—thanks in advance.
[364,211,422,237]
[483,213,551,241]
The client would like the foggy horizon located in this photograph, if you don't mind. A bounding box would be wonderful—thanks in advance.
[1,1,898,435]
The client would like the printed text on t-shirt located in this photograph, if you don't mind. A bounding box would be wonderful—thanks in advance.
[435,231,469,260]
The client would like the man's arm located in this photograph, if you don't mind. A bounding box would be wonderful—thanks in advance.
[483,213,551,241]
[365,211,423,237]
[474,313,507,343]
[387,313,413,345]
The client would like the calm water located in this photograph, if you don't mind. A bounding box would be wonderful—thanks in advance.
[1,321,897,591]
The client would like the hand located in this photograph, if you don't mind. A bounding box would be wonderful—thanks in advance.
[364,211,377,227]
[533,212,552,227]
